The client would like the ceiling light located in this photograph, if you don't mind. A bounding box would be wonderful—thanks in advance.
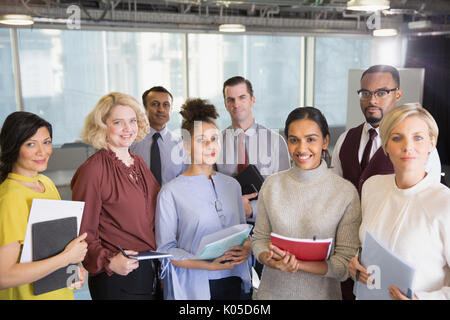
[347,0,390,12]
[373,28,398,37]
[0,14,34,26]
[219,24,246,33]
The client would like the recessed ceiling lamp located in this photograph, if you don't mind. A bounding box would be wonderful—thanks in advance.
[0,14,34,26]
[373,28,398,37]
[347,0,390,11]
[219,24,246,33]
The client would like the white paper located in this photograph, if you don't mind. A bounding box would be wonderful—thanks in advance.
[20,198,85,263]
[354,230,415,300]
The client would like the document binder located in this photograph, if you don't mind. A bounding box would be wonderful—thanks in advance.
[196,224,253,260]
[270,233,333,261]
[234,164,264,198]
[32,217,78,295]
[354,230,415,300]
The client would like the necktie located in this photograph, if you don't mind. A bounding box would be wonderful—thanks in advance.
[237,132,248,174]
[361,128,378,171]
[151,132,162,185]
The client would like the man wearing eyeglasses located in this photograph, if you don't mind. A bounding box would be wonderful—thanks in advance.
[332,64,441,194]
[331,65,441,300]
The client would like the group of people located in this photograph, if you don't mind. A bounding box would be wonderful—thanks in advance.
[0,65,449,300]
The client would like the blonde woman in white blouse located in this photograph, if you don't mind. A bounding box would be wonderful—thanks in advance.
[349,103,450,300]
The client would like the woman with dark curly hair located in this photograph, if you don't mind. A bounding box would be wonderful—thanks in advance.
[155,98,251,300]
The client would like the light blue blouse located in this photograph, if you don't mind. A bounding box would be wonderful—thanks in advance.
[155,172,251,300]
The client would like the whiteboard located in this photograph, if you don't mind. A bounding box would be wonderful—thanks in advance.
[345,68,425,130]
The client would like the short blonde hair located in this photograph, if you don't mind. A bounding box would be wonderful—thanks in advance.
[379,103,439,154]
[81,92,150,149]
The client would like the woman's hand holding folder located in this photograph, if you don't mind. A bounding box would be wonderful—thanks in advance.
[348,251,373,286]
[259,243,329,276]
[242,193,258,219]
[223,238,252,265]
[62,232,88,265]
[109,249,139,276]
[258,243,299,274]
[68,265,87,289]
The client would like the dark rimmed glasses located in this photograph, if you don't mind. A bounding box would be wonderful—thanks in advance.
[357,88,399,100]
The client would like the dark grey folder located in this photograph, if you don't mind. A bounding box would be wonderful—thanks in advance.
[234,164,265,199]
[32,216,78,296]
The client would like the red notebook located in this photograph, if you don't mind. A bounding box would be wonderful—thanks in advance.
[270,233,333,261]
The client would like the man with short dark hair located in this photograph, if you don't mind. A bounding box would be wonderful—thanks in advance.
[331,64,441,300]
[217,76,291,222]
[332,65,441,193]
[216,76,290,295]
[130,86,185,186]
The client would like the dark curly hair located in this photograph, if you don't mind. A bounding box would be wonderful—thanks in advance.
[180,98,219,133]
[0,112,52,183]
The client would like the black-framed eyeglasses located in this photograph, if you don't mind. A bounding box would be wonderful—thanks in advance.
[357,88,399,100]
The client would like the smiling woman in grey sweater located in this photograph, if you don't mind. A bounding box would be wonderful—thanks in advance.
[251,107,361,300]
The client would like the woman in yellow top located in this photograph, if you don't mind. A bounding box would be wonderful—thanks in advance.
[0,112,88,300]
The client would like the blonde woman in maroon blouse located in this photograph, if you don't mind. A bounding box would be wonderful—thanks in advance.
[71,92,160,300]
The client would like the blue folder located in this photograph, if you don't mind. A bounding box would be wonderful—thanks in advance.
[354,230,415,300]
[195,224,253,260]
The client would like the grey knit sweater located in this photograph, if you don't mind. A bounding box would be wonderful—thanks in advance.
[252,161,361,300]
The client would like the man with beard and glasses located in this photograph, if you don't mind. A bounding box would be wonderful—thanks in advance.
[332,64,441,195]
[331,64,442,300]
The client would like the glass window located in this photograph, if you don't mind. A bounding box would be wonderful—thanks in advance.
[188,34,302,132]
[13,28,376,145]
[314,37,372,127]
[105,31,185,132]
[17,29,184,146]
[0,28,17,124]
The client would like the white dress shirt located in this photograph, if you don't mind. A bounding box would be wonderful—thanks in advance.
[360,173,450,299]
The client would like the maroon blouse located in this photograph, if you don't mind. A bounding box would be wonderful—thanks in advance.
[71,149,160,276]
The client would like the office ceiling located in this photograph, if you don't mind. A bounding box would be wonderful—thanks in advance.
[0,0,449,36]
